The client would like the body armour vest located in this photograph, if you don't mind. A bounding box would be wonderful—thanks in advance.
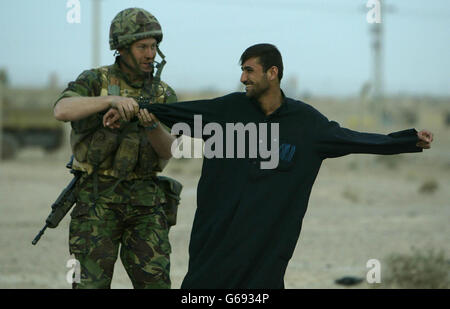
[69,65,176,180]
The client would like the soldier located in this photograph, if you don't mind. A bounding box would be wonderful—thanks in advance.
[53,8,177,289]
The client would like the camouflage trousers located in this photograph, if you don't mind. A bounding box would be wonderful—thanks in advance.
[69,201,171,289]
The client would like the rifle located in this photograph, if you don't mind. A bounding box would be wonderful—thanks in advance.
[127,96,154,122]
[135,96,152,111]
[32,155,82,245]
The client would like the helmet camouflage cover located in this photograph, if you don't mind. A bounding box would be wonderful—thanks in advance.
[109,8,163,50]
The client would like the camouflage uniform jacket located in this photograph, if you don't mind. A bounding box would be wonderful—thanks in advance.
[56,57,177,206]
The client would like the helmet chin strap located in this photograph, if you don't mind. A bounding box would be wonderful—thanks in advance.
[153,46,166,84]
[117,44,167,101]
[119,45,166,83]
[120,47,151,80]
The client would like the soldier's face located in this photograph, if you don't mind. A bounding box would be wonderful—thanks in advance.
[129,37,158,73]
[240,57,270,99]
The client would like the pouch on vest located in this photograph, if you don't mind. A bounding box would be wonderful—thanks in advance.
[113,131,140,179]
[71,130,92,163]
[71,114,102,134]
[71,114,103,163]
[135,127,160,175]
[157,176,183,227]
[86,127,120,169]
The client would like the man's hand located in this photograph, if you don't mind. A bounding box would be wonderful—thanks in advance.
[102,107,162,131]
[108,96,139,122]
[137,109,160,130]
[417,129,433,149]
[103,108,122,129]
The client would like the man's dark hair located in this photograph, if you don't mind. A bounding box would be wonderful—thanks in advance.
[240,43,284,82]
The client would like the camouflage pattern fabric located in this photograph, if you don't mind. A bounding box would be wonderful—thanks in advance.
[65,59,176,180]
[56,58,177,206]
[56,56,177,289]
[76,174,167,206]
[109,8,163,50]
[55,57,177,102]
[69,201,171,289]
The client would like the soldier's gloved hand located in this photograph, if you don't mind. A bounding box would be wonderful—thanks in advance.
[108,96,139,121]
[103,108,122,129]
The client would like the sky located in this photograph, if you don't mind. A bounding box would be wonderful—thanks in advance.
[0,0,449,96]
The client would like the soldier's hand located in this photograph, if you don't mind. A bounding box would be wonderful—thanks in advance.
[416,129,433,149]
[103,108,122,129]
[137,109,160,130]
[108,96,139,121]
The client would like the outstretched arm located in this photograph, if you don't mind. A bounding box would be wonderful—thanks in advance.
[314,114,433,159]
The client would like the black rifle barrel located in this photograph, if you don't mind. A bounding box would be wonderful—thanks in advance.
[31,155,80,246]
[32,223,49,245]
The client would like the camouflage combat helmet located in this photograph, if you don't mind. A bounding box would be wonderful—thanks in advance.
[109,8,163,50]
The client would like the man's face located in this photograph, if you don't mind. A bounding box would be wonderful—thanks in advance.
[240,57,270,99]
[127,37,158,73]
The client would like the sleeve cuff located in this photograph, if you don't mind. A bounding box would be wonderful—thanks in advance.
[388,128,422,153]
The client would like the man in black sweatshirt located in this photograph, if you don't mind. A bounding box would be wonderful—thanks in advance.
[103,44,433,288]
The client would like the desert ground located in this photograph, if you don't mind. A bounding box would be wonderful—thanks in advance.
[0,96,449,289]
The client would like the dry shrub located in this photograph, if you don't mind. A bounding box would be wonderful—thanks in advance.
[347,160,359,171]
[342,187,359,203]
[375,155,402,169]
[445,111,450,127]
[383,248,450,289]
[401,109,418,126]
[419,179,439,194]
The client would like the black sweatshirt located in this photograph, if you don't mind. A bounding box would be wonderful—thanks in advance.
[146,92,422,288]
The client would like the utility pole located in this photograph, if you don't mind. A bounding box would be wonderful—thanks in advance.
[371,17,383,116]
[92,0,101,68]
[367,0,395,124]
[0,77,3,161]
